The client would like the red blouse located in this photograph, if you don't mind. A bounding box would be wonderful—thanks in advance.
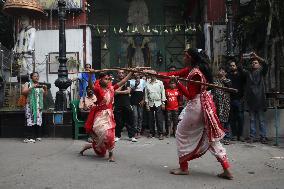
[177,75,201,100]
[159,67,191,89]
[159,66,200,100]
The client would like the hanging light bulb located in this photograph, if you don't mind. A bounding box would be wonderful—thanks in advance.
[164,28,168,33]
[152,27,158,34]
[185,27,189,33]
[198,24,202,31]
[132,26,136,33]
[113,27,117,34]
[97,26,100,34]
[185,42,191,50]
[135,25,139,32]
[178,25,181,31]
[102,28,107,33]
[147,26,151,33]
[174,25,179,32]
[189,25,192,30]
[103,42,108,50]
[192,25,196,32]
[127,26,130,32]
[142,25,145,32]
[119,27,123,34]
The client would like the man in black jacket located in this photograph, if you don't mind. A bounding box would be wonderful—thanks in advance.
[227,59,246,142]
[113,70,137,142]
[242,53,268,144]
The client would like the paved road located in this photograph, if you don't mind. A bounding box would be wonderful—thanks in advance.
[0,137,283,189]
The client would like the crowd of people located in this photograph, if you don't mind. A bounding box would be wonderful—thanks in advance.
[21,47,269,180]
[75,50,268,145]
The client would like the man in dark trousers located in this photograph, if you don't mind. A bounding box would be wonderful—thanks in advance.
[227,59,246,142]
[242,52,268,144]
[114,70,137,142]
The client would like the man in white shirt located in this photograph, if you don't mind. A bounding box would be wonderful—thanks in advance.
[145,70,166,140]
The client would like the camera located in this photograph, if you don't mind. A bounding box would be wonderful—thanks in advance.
[242,52,252,59]
[34,85,43,88]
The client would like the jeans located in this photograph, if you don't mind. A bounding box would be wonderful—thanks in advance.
[114,106,136,138]
[142,106,150,131]
[132,105,143,133]
[249,110,266,139]
[221,122,231,140]
[229,99,244,139]
[165,110,179,135]
[149,105,164,135]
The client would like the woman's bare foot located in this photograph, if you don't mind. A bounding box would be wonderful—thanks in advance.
[218,169,233,180]
[108,152,115,162]
[170,168,189,175]
[79,150,84,156]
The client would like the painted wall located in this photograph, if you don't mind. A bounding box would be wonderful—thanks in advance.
[90,0,166,70]
[34,28,92,100]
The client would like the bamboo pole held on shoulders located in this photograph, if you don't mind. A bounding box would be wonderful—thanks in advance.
[80,67,238,93]
[117,67,239,94]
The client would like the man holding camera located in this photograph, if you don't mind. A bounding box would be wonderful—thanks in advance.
[242,52,268,144]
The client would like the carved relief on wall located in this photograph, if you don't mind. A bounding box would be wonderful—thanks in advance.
[123,0,154,67]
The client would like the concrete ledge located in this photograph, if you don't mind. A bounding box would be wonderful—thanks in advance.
[0,111,73,138]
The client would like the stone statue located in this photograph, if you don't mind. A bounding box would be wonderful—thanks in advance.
[14,15,36,75]
[125,0,152,67]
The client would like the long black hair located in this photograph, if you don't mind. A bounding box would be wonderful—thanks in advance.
[187,48,213,83]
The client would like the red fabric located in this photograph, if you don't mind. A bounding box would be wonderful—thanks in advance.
[84,79,118,156]
[161,78,171,89]
[91,128,115,157]
[165,88,180,110]
[159,67,191,89]
[201,92,225,142]
[84,80,117,134]
[177,75,201,100]
[177,68,224,142]
[179,131,208,163]
[159,67,191,78]
[219,157,230,169]
[179,161,189,171]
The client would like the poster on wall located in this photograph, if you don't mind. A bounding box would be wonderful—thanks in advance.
[38,0,82,10]
[48,52,80,74]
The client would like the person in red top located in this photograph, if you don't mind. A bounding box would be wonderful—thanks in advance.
[162,65,178,89]
[79,70,133,162]
[165,79,180,137]
[167,48,233,180]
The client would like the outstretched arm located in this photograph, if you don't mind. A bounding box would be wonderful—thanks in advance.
[114,71,133,90]
[159,67,191,78]
[252,53,268,76]
[176,75,201,101]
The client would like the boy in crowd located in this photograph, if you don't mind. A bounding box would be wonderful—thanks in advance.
[165,79,180,137]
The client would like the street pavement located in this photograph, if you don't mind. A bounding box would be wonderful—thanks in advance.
[0,136,284,189]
